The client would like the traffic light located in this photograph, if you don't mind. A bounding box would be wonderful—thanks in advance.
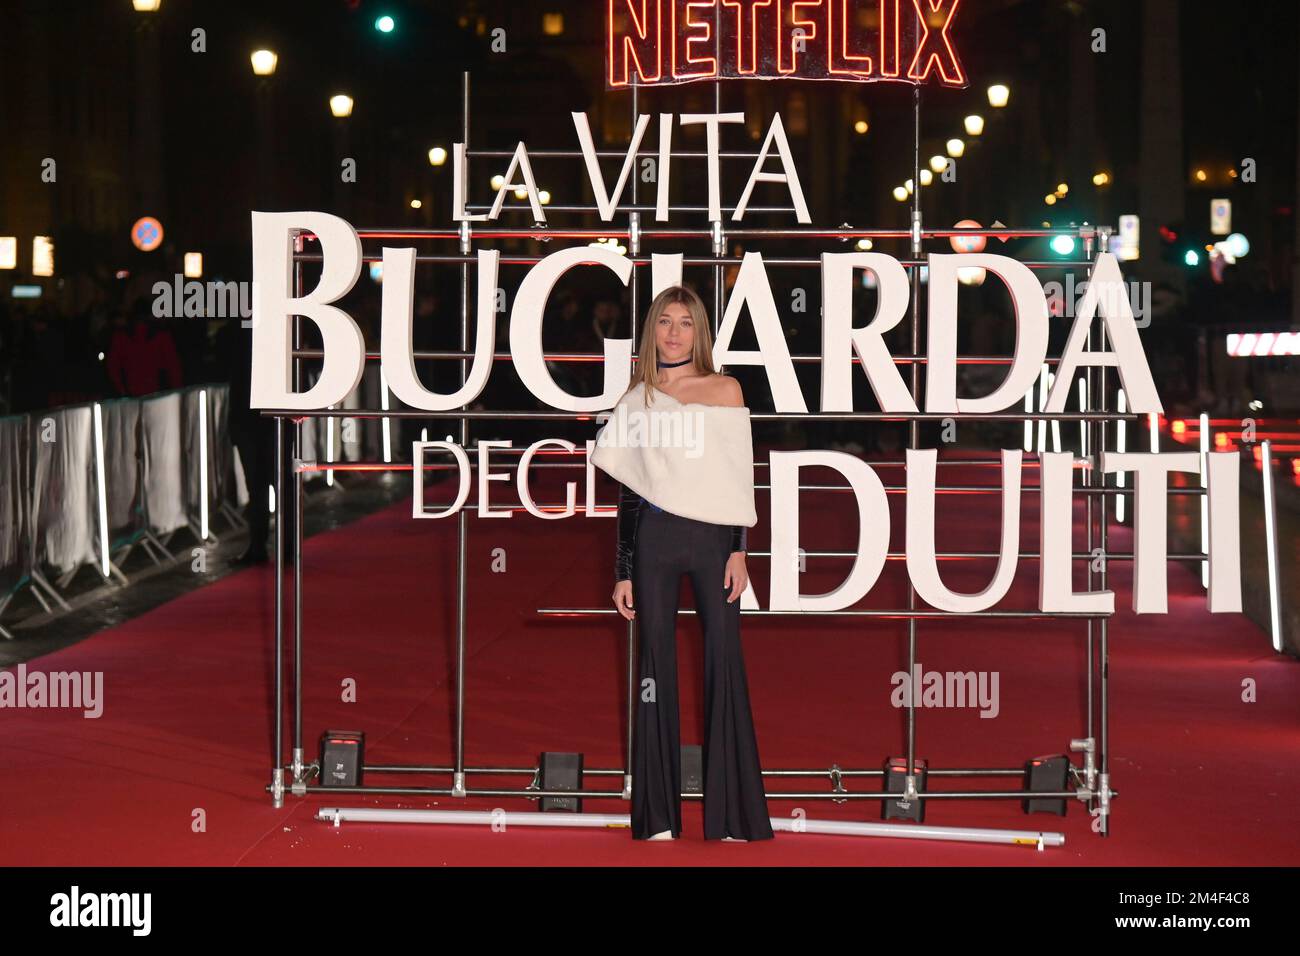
[1157,223,1184,267]
[374,14,395,33]
[1159,222,1212,270]
[1049,235,1076,257]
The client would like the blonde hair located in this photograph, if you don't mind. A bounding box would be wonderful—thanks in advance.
[627,285,717,405]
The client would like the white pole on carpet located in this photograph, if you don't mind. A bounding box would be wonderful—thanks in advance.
[315,807,1065,849]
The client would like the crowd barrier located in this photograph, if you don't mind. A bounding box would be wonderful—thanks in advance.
[0,367,387,638]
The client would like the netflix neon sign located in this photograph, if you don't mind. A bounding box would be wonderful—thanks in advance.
[607,0,967,89]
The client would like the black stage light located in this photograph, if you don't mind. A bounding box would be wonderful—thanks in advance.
[882,757,927,822]
[1022,754,1070,815]
[539,752,584,812]
[681,744,703,794]
[320,730,365,787]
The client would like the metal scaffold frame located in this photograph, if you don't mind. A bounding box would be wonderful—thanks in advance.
[258,65,1229,849]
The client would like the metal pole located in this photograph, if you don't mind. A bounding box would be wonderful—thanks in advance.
[905,83,922,800]
[315,806,1066,848]
[453,70,472,798]
[713,45,723,338]
[272,415,284,807]
[1082,235,1096,823]
[265,408,1131,422]
[296,253,1084,268]
[625,72,639,801]
[293,424,304,781]
[292,236,305,785]
[1096,248,1112,837]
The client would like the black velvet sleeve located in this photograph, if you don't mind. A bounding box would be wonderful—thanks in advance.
[729,524,747,554]
[615,482,643,584]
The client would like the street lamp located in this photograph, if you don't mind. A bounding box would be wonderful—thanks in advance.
[133,0,161,11]
[428,146,448,166]
[329,94,354,118]
[946,138,965,158]
[987,84,1010,108]
[964,114,985,136]
[250,49,278,76]
[929,155,948,173]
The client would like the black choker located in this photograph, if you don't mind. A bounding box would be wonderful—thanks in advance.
[657,357,692,368]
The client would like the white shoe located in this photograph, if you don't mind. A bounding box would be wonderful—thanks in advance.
[648,829,674,840]
[721,836,747,842]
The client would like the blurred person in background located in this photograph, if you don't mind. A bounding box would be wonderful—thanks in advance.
[106,300,183,397]
[215,313,294,565]
[10,304,65,413]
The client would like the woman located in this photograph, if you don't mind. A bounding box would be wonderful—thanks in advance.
[590,285,774,843]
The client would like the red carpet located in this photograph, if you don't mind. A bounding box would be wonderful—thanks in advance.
[2,451,1298,866]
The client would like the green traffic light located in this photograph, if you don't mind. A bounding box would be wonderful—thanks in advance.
[375,14,395,33]
[1050,235,1076,256]
[1184,249,1200,267]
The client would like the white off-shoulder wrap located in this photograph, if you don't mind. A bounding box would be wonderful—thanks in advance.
[590,381,757,527]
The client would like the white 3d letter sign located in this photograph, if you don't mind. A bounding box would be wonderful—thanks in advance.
[248,111,1242,619]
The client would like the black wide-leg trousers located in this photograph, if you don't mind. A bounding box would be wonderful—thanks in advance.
[630,503,774,841]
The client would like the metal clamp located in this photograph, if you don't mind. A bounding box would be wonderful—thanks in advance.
[829,763,848,804]
[1097,772,1112,818]
[459,218,472,255]
[1070,737,1096,799]
[711,219,724,257]
[523,766,541,801]
[628,211,640,255]
[290,761,319,797]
